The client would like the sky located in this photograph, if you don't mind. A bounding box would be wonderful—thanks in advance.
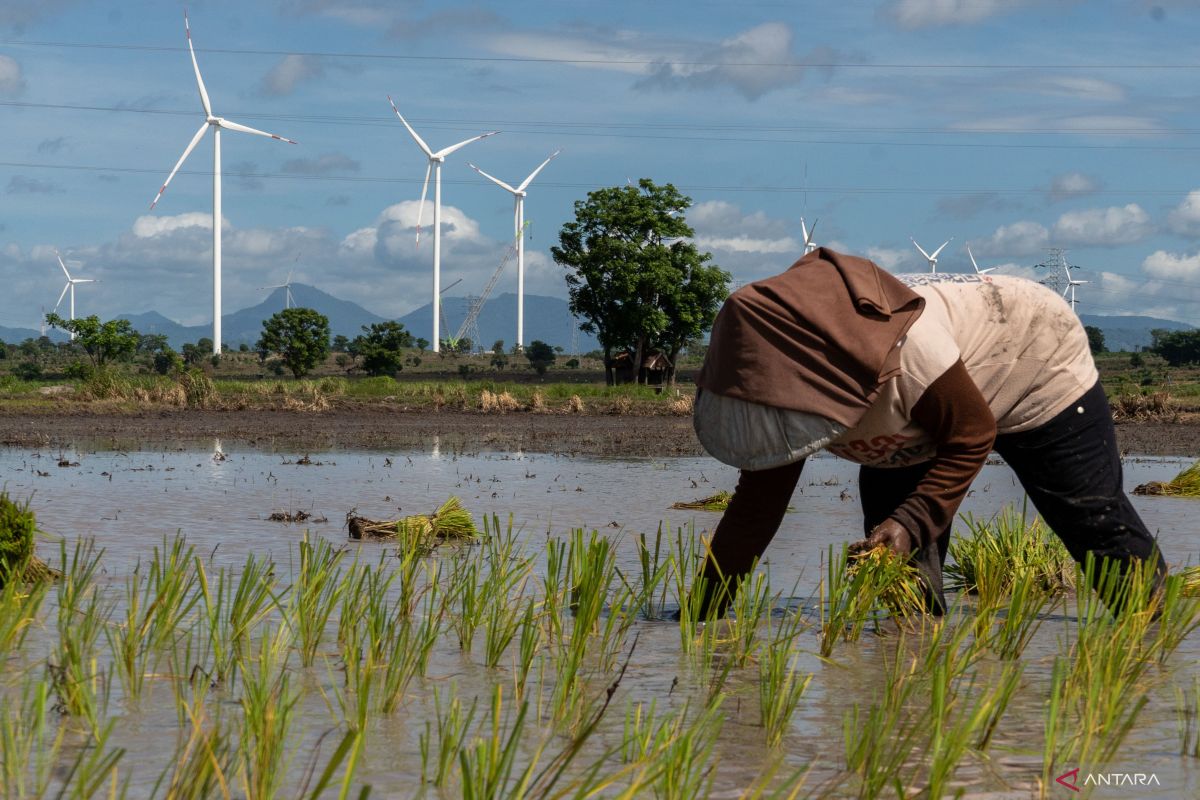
[4,0,1200,335]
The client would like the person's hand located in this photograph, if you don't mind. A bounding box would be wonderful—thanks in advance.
[848,519,914,557]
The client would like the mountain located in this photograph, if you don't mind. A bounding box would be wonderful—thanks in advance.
[1079,314,1195,353]
[0,325,68,344]
[95,284,597,352]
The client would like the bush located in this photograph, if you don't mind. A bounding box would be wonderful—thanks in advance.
[12,361,42,381]
[63,361,93,380]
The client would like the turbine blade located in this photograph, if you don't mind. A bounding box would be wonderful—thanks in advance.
[184,11,213,118]
[799,217,809,243]
[467,162,518,194]
[415,162,432,246]
[73,279,95,284]
[910,238,932,261]
[150,122,210,209]
[930,239,952,260]
[387,97,433,157]
[806,217,819,244]
[967,246,979,272]
[434,131,499,160]
[285,268,294,285]
[981,267,996,274]
[516,149,560,192]
[56,251,71,280]
[219,118,297,144]
[55,283,70,311]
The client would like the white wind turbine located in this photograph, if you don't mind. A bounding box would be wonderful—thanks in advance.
[53,251,95,340]
[800,216,819,254]
[388,97,498,353]
[260,268,295,310]
[468,150,560,350]
[966,246,996,275]
[150,12,297,356]
[911,237,953,273]
[1062,261,1088,311]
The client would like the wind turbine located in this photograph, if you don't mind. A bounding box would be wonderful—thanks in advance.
[966,246,996,275]
[911,237,953,273]
[799,216,819,254]
[388,97,498,354]
[260,268,295,310]
[149,11,297,356]
[1062,261,1088,311]
[467,150,560,350]
[53,251,95,340]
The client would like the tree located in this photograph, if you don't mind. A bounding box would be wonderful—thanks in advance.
[256,307,331,378]
[351,321,414,377]
[552,178,730,385]
[415,337,429,353]
[332,334,350,353]
[137,333,171,355]
[1149,328,1200,366]
[44,314,140,368]
[525,339,556,375]
[491,339,505,355]
[1083,325,1105,354]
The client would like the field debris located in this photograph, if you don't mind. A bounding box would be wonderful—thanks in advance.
[1133,460,1200,497]
[347,496,480,547]
[267,510,326,523]
[670,491,734,511]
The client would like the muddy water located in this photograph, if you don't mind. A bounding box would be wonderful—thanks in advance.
[2,442,1199,797]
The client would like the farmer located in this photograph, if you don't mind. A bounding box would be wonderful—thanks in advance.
[691,247,1167,615]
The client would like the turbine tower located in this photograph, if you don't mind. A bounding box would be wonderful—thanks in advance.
[912,237,953,273]
[1062,260,1088,311]
[388,98,497,353]
[54,252,95,340]
[966,246,996,275]
[468,150,560,349]
[150,12,297,355]
[260,268,295,310]
[800,217,819,254]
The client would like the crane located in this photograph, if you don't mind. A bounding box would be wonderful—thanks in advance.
[453,222,529,351]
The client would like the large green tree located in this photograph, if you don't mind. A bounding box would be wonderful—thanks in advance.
[351,321,414,377]
[1150,328,1200,366]
[44,314,140,368]
[552,178,729,384]
[256,307,331,378]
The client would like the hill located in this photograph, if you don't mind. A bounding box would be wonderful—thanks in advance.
[1080,314,1195,353]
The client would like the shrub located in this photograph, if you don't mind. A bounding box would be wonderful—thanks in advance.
[13,361,42,381]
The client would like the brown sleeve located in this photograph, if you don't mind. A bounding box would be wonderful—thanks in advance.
[889,359,996,548]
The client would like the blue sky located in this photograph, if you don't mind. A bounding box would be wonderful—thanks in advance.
[3,0,1200,333]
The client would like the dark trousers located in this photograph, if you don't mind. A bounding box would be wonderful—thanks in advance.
[860,381,1167,611]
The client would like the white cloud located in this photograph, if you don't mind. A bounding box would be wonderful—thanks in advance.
[1047,172,1100,202]
[884,0,1048,29]
[1167,191,1200,237]
[1028,76,1125,102]
[1053,204,1152,246]
[865,247,909,272]
[132,212,214,238]
[259,54,325,96]
[689,200,798,254]
[969,220,1050,257]
[0,54,24,95]
[1142,250,1200,280]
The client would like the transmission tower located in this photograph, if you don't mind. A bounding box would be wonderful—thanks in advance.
[1034,248,1068,295]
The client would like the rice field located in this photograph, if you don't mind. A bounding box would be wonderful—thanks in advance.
[1,447,1197,798]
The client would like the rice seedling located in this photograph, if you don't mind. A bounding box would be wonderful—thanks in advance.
[51,540,113,731]
[141,535,203,653]
[347,495,480,550]
[54,718,128,799]
[150,701,236,800]
[945,507,1075,603]
[292,535,348,667]
[1131,459,1200,496]
[644,700,725,800]
[237,625,300,800]
[1177,677,1200,759]
[419,684,478,787]
[976,564,1054,660]
[453,518,530,657]
[725,568,773,668]
[627,527,671,619]
[512,599,542,700]
[0,568,48,658]
[1183,565,1200,597]
[457,686,537,800]
[0,678,64,798]
[819,544,923,658]
[376,588,441,714]
[483,589,528,669]
[104,568,156,702]
[758,639,813,748]
[195,553,279,686]
[1145,570,1200,664]
[0,490,43,588]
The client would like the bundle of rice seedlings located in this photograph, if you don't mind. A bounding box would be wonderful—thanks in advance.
[670,491,734,512]
[945,508,1075,598]
[845,546,926,620]
[1133,460,1200,497]
[667,394,694,416]
[346,496,479,552]
[527,390,546,412]
[480,390,520,413]
[567,394,585,413]
[1182,565,1200,598]
[0,491,57,587]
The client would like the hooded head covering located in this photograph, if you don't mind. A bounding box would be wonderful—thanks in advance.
[696,247,925,429]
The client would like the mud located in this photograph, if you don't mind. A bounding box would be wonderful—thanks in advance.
[2,408,1199,457]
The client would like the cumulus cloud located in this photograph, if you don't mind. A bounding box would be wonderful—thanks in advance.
[969,220,1050,258]
[865,247,910,272]
[1142,250,1200,280]
[1047,171,1101,202]
[689,200,799,255]
[7,176,63,194]
[1052,204,1152,246]
[259,54,326,96]
[1167,191,1200,237]
[132,212,214,238]
[0,55,26,95]
[1027,75,1125,102]
[884,0,1053,29]
[281,153,361,175]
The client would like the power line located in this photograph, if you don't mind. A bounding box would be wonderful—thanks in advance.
[5,38,1200,70]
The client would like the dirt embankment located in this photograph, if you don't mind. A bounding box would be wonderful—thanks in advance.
[2,407,1199,458]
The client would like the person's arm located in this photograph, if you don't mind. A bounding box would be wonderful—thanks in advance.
[862,359,996,552]
[695,459,805,616]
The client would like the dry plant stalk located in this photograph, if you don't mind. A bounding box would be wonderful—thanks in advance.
[667,394,694,416]
[567,394,585,413]
[480,390,520,413]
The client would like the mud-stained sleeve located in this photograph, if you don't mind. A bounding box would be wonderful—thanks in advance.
[888,359,996,548]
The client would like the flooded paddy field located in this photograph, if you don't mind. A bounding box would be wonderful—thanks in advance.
[1,441,1198,798]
